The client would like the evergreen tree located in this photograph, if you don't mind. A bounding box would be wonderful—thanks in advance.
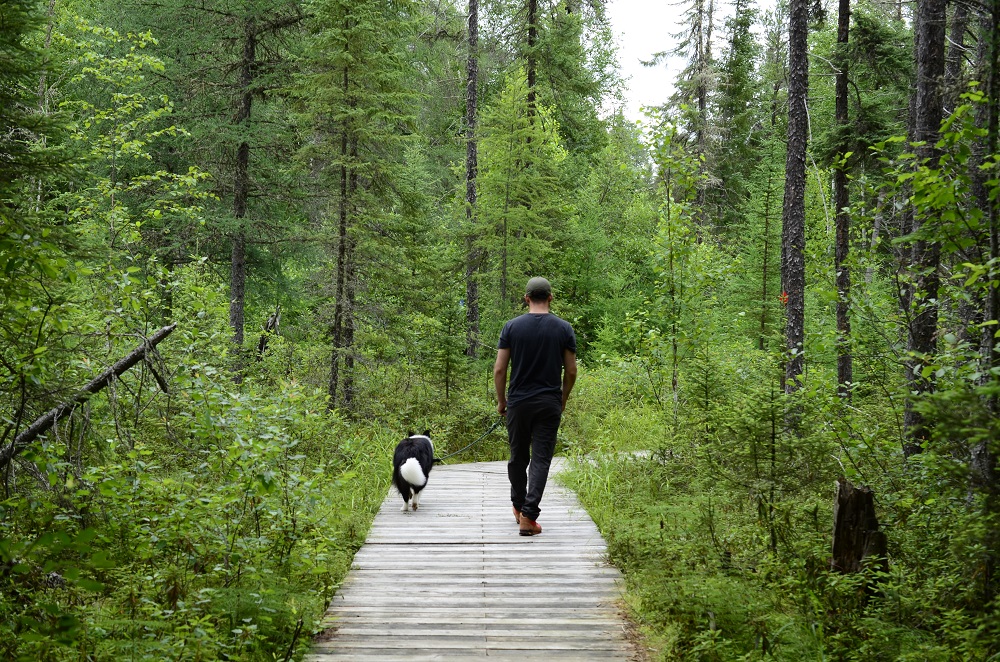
[0,0,74,449]
[114,0,306,367]
[782,0,809,392]
[834,0,852,396]
[655,0,716,226]
[466,0,483,357]
[904,0,947,453]
[477,69,570,326]
[296,0,423,410]
[713,0,763,233]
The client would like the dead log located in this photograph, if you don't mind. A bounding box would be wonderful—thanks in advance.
[831,478,888,574]
[0,323,177,469]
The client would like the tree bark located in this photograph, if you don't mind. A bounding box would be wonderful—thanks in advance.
[973,0,1000,605]
[834,0,852,398]
[782,0,809,393]
[465,0,481,358]
[328,105,348,410]
[0,324,177,469]
[980,0,1000,401]
[230,17,256,364]
[329,55,350,411]
[527,0,537,119]
[903,0,947,456]
[943,0,969,114]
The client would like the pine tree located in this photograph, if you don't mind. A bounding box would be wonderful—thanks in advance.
[477,69,569,323]
[0,0,73,441]
[713,0,762,233]
[834,0,852,397]
[466,0,482,357]
[782,0,809,392]
[903,0,947,454]
[657,0,716,226]
[296,0,421,410]
[115,0,305,368]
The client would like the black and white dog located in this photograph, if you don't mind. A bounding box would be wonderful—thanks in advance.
[392,431,436,512]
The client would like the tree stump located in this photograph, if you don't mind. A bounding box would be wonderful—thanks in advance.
[831,478,888,574]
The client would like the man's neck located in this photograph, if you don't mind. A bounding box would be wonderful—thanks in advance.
[527,302,550,314]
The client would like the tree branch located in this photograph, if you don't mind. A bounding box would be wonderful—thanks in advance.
[0,324,177,469]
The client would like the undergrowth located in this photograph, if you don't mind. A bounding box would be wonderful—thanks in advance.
[561,361,1000,661]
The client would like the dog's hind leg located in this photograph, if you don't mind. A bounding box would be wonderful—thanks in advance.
[412,487,422,510]
[398,483,412,512]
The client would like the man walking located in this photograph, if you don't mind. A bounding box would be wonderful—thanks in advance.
[494,277,577,536]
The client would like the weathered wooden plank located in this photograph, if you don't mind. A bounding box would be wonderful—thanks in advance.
[306,460,634,661]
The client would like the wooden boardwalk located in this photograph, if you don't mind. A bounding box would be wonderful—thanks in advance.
[307,460,635,661]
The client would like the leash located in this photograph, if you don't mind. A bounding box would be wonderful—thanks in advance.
[436,418,506,463]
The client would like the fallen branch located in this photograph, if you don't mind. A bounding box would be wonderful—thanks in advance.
[0,323,177,469]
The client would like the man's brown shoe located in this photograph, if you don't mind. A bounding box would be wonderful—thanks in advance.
[512,506,522,524]
[519,517,542,536]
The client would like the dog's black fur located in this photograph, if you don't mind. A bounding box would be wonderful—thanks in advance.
[392,431,436,511]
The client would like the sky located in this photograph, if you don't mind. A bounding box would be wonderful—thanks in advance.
[604,0,778,123]
[604,0,686,122]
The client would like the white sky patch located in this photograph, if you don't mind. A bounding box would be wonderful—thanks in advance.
[604,0,779,124]
[605,0,685,122]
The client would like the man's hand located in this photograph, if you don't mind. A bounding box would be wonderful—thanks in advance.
[494,348,511,417]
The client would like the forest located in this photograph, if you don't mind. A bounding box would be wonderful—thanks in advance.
[1,0,999,658]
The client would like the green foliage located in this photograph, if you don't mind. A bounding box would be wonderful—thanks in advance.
[0,262,395,660]
[476,67,572,324]
[3,0,998,659]
[812,6,912,170]
[563,357,998,659]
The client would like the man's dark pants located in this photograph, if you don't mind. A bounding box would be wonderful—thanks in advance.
[506,396,562,522]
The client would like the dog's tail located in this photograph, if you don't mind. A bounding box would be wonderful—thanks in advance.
[399,457,427,487]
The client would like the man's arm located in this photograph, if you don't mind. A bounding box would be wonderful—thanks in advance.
[494,348,511,414]
[561,348,577,411]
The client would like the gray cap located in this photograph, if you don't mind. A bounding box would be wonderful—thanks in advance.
[525,277,552,297]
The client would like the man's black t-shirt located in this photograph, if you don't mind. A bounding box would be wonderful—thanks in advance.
[498,313,576,408]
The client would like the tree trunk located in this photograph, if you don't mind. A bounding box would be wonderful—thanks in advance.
[343,139,359,411]
[831,478,888,575]
[904,0,947,456]
[329,57,350,411]
[464,0,481,358]
[980,0,1000,399]
[834,0,852,398]
[343,242,357,410]
[527,0,537,118]
[759,160,777,351]
[943,0,969,114]
[230,17,256,367]
[973,0,1000,605]
[230,230,247,345]
[782,0,809,393]
[256,305,280,361]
